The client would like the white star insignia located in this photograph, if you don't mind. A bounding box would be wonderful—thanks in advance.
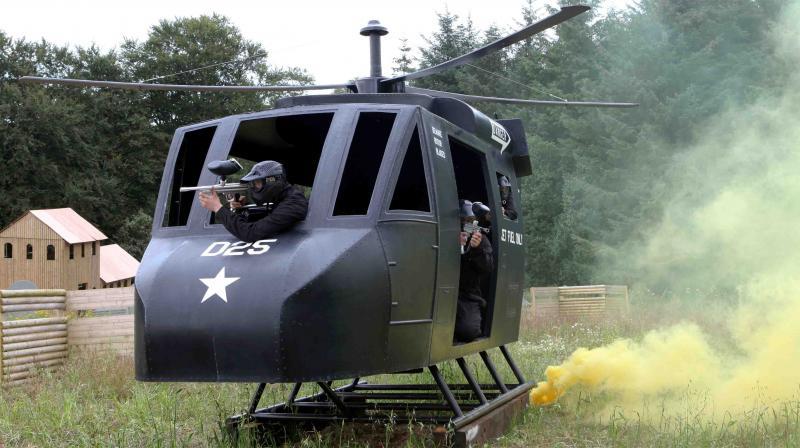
[200,267,240,303]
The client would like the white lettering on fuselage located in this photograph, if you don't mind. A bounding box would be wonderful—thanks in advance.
[490,120,511,153]
[500,229,523,246]
[201,239,277,257]
[432,126,446,159]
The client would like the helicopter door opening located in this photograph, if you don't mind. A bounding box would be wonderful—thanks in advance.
[163,125,218,227]
[208,112,335,224]
[448,137,499,342]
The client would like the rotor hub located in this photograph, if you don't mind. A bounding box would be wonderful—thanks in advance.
[359,20,388,36]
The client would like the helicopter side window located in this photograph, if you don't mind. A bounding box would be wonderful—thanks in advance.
[388,127,430,213]
[496,172,518,221]
[163,126,218,227]
[333,112,396,216]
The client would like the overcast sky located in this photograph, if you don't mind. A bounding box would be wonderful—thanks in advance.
[1,0,633,86]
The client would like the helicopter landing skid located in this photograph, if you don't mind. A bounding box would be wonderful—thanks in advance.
[226,345,534,447]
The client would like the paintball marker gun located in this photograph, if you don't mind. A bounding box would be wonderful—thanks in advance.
[461,201,491,254]
[180,159,248,210]
[462,201,491,235]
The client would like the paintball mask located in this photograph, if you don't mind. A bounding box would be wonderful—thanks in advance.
[499,175,511,207]
[459,200,491,234]
[241,160,286,204]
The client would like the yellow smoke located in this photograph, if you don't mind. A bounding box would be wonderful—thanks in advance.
[531,1,800,418]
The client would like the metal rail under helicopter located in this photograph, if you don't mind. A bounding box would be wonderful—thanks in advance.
[19,5,636,445]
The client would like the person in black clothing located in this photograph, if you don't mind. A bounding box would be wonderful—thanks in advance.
[199,160,308,242]
[498,175,518,220]
[455,200,494,342]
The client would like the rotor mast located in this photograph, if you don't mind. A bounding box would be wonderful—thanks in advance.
[356,20,391,93]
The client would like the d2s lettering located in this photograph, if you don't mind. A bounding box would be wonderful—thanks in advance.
[201,239,277,257]
[500,230,523,246]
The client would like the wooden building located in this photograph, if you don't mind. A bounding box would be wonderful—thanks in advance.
[0,208,108,290]
[99,244,139,288]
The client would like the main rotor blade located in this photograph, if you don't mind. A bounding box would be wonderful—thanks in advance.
[18,76,353,92]
[407,86,639,108]
[382,5,590,85]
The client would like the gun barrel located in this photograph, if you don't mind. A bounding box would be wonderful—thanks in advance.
[179,183,248,193]
[463,222,490,234]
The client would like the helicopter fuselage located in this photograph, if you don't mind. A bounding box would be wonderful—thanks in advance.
[135,94,529,382]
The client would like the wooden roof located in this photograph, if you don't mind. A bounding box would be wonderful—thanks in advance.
[0,208,108,244]
[99,244,139,283]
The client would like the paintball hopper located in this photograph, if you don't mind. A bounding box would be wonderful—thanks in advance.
[208,159,243,181]
[472,201,490,219]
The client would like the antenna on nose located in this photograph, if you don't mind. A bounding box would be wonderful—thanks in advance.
[360,20,388,78]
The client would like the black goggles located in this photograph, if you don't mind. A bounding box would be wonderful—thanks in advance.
[249,176,279,187]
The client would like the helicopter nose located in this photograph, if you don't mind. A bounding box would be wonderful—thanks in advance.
[135,227,391,382]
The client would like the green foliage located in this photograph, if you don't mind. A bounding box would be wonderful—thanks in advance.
[391,38,415,75]
[120,14,311,130]
[408,1,789,289]
[116,210,153,260]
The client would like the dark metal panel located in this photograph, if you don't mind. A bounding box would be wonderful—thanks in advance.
[421,113,462,362]
[276,94,434,109]
[377,221,436,321]
[386,323,433,373]
[136,227,387,382]
[279,228,391,382]
[497,119,532,177]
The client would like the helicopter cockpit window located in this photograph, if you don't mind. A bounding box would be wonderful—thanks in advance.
[333,112,396,216]
[227,113,334,189]
[163,125,218,227]
[205,113,334,224]
[388,127,430,213]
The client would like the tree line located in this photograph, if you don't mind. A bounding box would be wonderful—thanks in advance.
[404,0,788,291]
[0,1,790,292]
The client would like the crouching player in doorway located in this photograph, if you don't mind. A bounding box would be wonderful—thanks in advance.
[455,199,493,342]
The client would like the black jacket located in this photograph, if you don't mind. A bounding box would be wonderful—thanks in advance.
[215,185,308,242]
[458,234,493,305]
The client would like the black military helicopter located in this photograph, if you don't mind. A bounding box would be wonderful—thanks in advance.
[20,5,635,445]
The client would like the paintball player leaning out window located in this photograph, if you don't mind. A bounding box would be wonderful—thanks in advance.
[199,160,308,242]
[455,199,494,343]
[498,175,518,220]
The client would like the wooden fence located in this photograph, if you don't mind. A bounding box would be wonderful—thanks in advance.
[530,285,629,319]
[67,287,135,355]
[0,287,134,386]
[0,289,69,387]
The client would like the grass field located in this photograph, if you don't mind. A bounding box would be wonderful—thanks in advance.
[1,294,798,447]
